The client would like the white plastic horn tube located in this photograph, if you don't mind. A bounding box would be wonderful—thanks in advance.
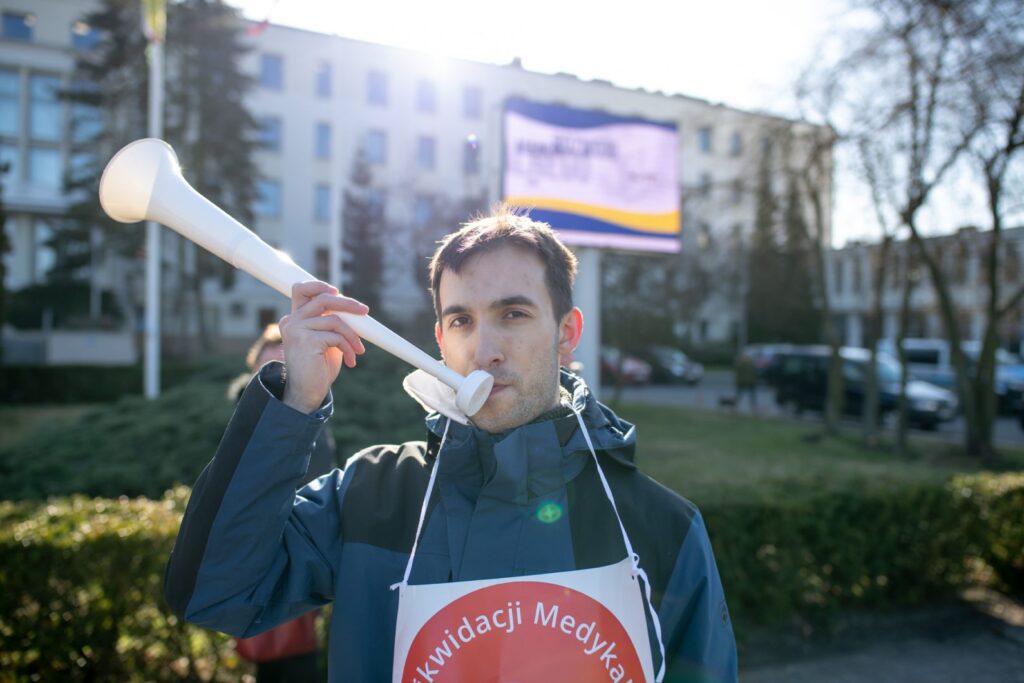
[98,138,493,416]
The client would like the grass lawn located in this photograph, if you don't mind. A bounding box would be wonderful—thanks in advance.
[616,402,1024,507]
[2,381,1021,504]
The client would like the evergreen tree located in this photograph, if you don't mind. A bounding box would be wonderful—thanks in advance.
[777,175,821,343]
[745,144,783,342]
[60,0,259,349]
[341,151,384,315]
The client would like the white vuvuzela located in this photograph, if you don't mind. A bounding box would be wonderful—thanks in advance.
[98,138,493,417]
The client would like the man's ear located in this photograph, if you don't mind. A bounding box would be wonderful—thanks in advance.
[558,307,584,359]
[434,321,444,360]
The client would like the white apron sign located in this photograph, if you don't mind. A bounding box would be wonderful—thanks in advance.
[391,411,665,683]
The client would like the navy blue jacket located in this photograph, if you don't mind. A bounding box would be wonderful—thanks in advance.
[165,363,737,681]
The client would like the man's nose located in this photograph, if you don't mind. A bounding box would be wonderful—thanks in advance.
[472,324,505,369]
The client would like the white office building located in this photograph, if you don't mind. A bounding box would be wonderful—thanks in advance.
[1,0,833,358]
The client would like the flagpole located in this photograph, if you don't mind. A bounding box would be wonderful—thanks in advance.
[144,14,164,399]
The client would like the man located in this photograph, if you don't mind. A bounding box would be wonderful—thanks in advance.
[164,207,737,682]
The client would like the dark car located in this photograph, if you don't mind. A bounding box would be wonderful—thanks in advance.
[638,346,704,385]
[743,343,795,382]
[771,346,958,430]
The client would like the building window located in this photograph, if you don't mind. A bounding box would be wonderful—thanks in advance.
[315,61,331,98]
[367,70,388,106]
[1006,244,1021,282]
[416,135,436,170]
[68,149,94,182]
[258,306,277,329]
[731,177,744,203]
[254,179,281,218]
[70,21,102,50]
[33,219,55,281]
[69,80,102,145]
[416,79,436,113]
[29,75,62,142]
[365,129,387,164]
[314,246,330,280]
[0,142,19,181]
[367,188,387,218]
[698,126,712,153]
[463,86,482,119]
[463,136,480,175]
[2,12,34,41]
[315,122,331,159]
[314,183,331,223]
[729,131,743,157]
[28,147,61,187]
[699,172,712,196]
[255,115,281,150]
[259,54,283,90]
[0,68,18,137]
[414,194,434,227]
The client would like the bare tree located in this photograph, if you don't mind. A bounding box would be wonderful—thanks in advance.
[856,136,899,447]
[827,0,997,456]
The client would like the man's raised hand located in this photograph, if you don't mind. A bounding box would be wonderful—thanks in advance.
[279,281,369,414]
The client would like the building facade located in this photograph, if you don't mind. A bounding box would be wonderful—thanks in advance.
[829,226,1024,351]
[1,0,833,355]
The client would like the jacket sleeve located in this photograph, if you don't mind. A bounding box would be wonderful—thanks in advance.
[657,511,738,683]
[163,361,355,638]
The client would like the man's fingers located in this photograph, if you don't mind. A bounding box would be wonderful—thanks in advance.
[303,315,367,356]
[291,292,370,321]
[309,331,360,368]
[290,281,339,313]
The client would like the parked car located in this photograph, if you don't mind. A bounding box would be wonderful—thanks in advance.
[638,346,704,385]
[600,347,652,385]
[880,338,1023,414]
[742,343,795,382]
[771,346,958,430]
[961,342,1024,414]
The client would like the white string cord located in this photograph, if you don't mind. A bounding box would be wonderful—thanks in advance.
[390,418,451,593]
[572,409,666,683]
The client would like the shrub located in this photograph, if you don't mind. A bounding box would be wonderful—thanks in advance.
[0,473,1019,680]
[0,489,246,682]
[0,347,424,501]
[704,482,987,627]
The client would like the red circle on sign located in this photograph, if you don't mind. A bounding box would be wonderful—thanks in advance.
[401,580,645,682]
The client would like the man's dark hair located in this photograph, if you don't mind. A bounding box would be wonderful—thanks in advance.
[428,204,579,321]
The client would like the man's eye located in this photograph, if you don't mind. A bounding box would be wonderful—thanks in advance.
[450,316,471,328]
[505,310,528,320]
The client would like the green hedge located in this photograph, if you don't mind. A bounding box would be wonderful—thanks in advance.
[0,474,1020,681]
[705,481,982,627]
[0,489,247,682]
[0,348,422,501]
[0,357,237,404]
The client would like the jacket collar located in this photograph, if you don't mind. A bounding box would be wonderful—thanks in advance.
[424,368,637,472]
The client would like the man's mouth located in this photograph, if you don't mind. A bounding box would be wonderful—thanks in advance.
[489,384,510,397]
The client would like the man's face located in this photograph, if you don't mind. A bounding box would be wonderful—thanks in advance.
[435,245,581,433]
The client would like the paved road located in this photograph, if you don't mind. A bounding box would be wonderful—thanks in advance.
[610,370,1024,448]
[739,592,1024,683]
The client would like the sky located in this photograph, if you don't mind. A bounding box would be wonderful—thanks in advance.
[225,0,992,248]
